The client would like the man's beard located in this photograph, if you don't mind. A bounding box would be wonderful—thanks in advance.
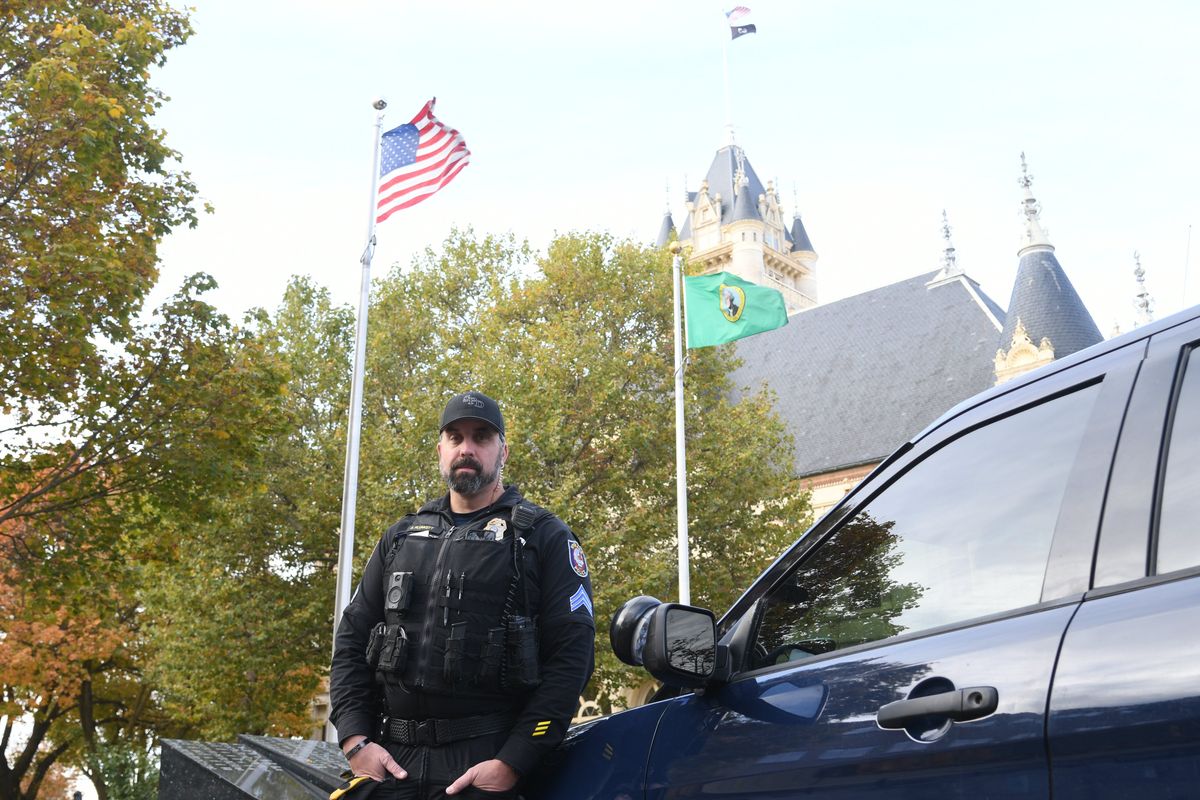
[442,452,503,497]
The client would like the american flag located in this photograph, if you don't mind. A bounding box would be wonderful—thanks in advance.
[376,98,470,223]
[725,6,751,23]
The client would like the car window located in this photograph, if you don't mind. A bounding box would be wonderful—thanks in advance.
[752,384,1100,668]
[1156,347,1199,574]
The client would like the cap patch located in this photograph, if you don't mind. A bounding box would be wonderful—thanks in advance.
[568,540,588,577]
[569,584,593,617]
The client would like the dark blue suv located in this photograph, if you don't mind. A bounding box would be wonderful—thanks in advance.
[527,303,1200,799]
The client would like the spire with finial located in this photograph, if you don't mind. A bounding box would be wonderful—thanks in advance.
[939,210,963,278]
[731,168,757,222]
[1133,251,1154,325]
[927,210,966,287]
[1018,152,1053,254]
[997,153,1102,375]
[733,147,748,198]
[789,182,814,253]
[654,178,676,248]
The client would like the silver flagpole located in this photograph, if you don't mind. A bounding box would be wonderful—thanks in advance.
[328,99,387,741]
[721,9,734,146]
[669,242,691,605]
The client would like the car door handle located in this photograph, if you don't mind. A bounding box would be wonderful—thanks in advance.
[876,686,998,729]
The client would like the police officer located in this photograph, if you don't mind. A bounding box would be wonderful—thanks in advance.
[330,391,595,798]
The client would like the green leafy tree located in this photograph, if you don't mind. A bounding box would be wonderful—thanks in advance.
[0,4,282,797]
[86,739,157,800]
[1,278,287,800]
[0,0,199,414]
[141,278,353,741]
[354,230,811,707]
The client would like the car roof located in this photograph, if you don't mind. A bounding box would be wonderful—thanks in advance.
[914,302,1200,445]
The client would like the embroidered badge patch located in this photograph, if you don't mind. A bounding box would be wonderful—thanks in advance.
[568,540,588,577]
[569,584,593,617]
[484,518,508,541]
[532,720,551,737]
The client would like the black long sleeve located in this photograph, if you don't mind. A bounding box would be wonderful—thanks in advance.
[328,533,389,745]
[495,613,594,774]
[495,519,595,774]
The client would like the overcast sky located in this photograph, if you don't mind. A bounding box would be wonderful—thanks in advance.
[148,0,1200,334]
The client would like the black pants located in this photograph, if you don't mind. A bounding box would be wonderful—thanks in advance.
[370,730,518,800]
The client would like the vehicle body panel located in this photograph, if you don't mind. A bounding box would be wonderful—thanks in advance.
[525,701,670,800]
[644,606,1074,799]
[1049,575,1200,798]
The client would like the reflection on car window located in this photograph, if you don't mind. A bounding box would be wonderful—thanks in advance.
[753,384,1100,669]
[1157,348,1199,574]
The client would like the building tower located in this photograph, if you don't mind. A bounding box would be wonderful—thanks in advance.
[674,144,817,314]
[994,154,1102,384]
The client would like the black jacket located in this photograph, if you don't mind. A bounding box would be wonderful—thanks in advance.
[330,486,595,775]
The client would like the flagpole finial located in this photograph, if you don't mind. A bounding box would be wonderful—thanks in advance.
[372,98,387,111]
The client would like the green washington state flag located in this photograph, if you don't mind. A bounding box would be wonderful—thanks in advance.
[683,271,788,348]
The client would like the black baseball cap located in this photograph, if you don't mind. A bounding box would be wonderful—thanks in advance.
[439,391,505,436]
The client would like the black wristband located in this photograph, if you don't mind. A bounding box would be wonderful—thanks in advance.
[343,738,369,760]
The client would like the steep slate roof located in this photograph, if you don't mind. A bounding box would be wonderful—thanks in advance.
[1001,248,1102,358]
[731,179,761,222]
[679,145,769,240]
[731,271,1005,477]
[655,212,676,248]
[790,215,814,252]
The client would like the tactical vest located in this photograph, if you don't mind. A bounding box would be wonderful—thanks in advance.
[367,503,544,706]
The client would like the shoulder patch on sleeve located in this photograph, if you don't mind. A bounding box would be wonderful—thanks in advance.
[568,540,588,577]
[569,584,593,617]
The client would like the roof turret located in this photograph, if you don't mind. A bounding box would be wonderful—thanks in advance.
[787,185,814,253]
[730,162,760,222]
[655,210,676,248]
[696,145,767,227]
[1000,155,1102,360]
[790,213,814,253]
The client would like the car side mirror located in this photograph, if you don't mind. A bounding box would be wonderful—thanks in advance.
[610,595,662,667]
[642,603,717,687]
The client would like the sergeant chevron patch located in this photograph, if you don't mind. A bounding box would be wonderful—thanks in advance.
[569,584,593,617]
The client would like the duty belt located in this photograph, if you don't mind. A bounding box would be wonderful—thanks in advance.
[379,711,515,747]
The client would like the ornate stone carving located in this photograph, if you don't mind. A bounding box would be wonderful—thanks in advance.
[994,318,1054,384]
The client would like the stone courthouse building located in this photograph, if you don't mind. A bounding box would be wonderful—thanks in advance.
[659,147,1103,518]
